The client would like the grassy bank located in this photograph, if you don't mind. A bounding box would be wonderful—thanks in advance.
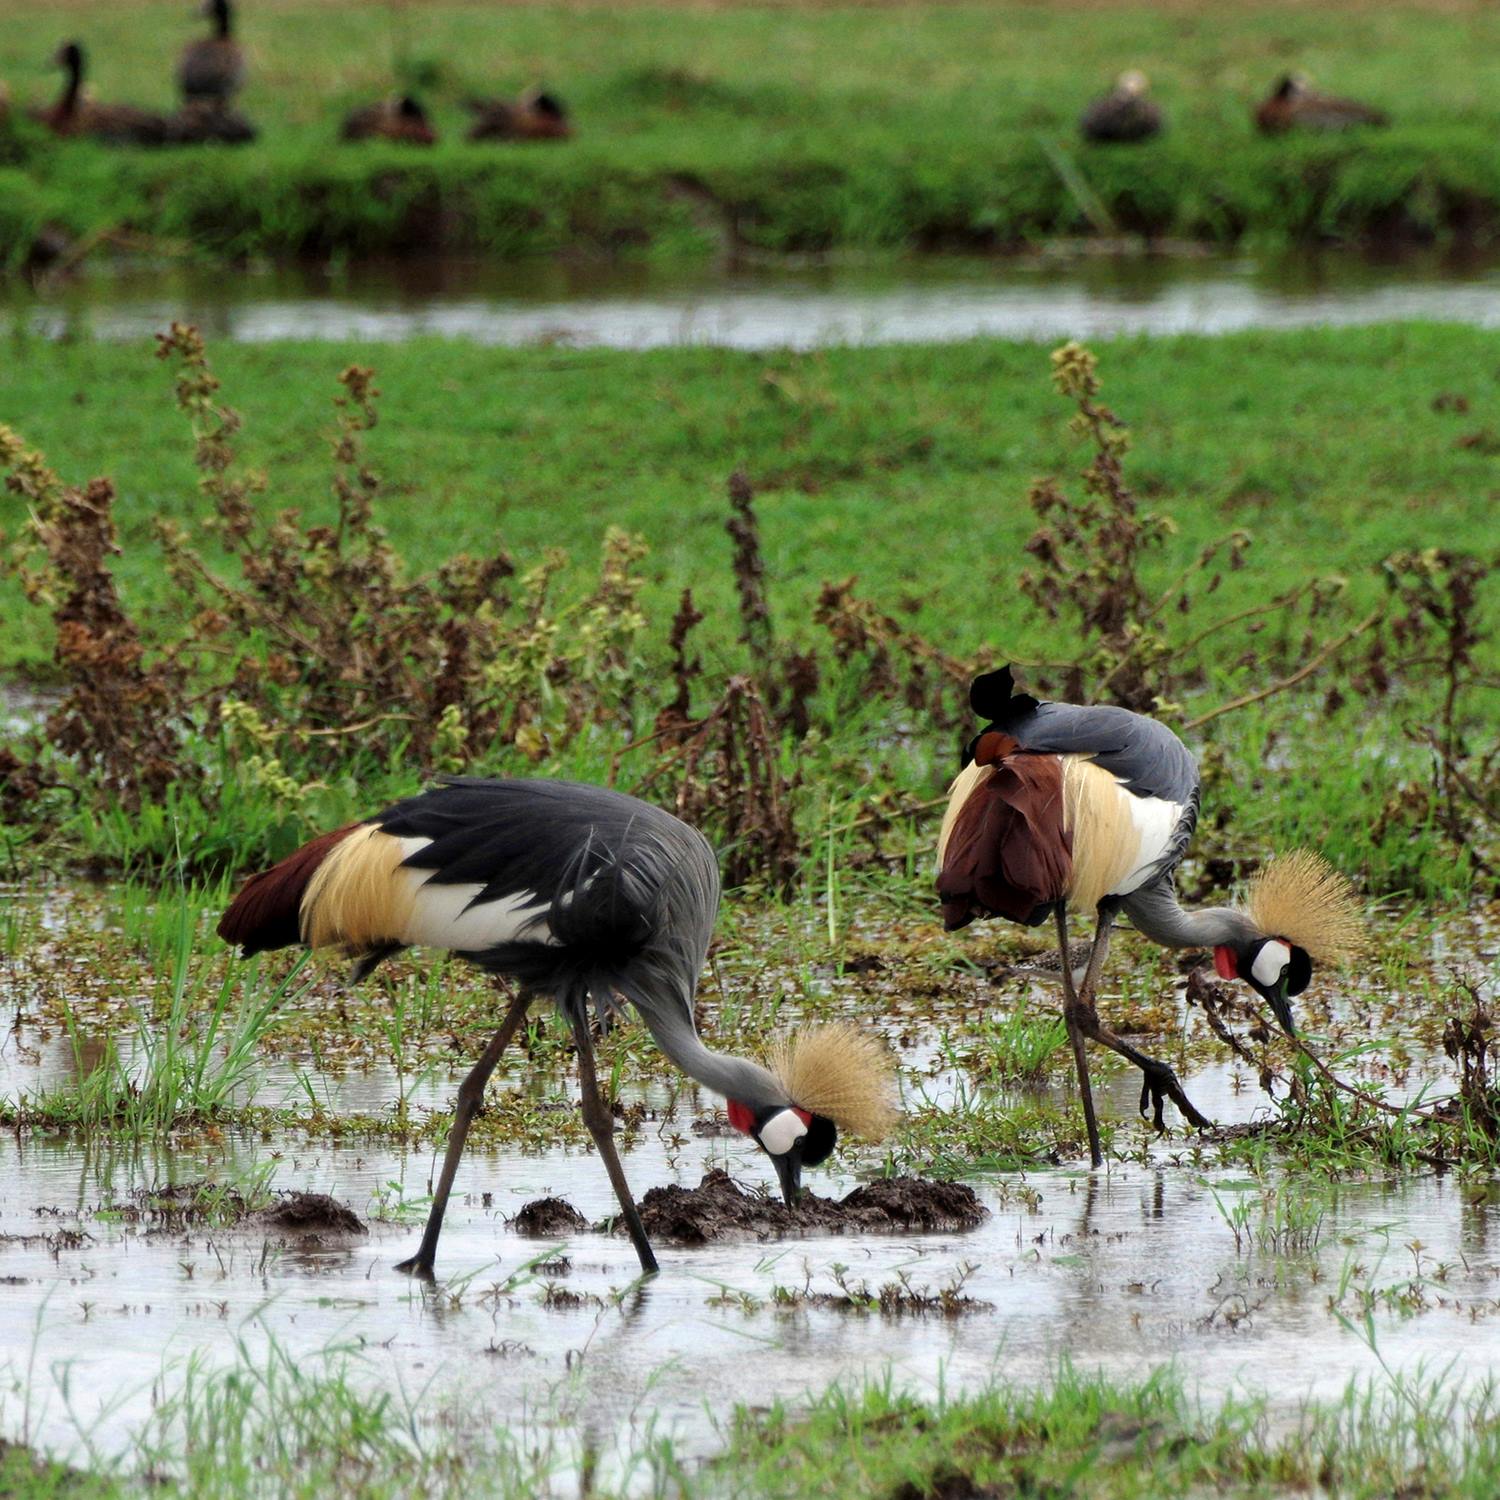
[8,2,1500,260]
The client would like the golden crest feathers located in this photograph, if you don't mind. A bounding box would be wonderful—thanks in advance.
[768,1022,899,1142]
[1245,849,1365,964]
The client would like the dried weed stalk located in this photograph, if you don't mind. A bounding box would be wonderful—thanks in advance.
[0,429,183,804]
[1026,342,1374,721]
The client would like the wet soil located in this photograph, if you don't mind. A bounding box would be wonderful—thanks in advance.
[512,1197,589,1236]
[251,1192,366,1237]
[628,1169,989,1246]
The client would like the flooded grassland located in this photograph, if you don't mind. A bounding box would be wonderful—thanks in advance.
[0,876,1495,1491]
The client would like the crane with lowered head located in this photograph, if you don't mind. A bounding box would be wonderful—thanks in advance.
[219,777,897,1278]
[937,666,1364,1167]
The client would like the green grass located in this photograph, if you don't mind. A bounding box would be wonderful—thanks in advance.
[1,324,1493,896]
[8,1,1500,258]
[2,323,1495,671]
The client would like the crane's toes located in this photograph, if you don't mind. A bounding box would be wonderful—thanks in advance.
[394,1254,437,1282]
[1138,1062,1213,1134]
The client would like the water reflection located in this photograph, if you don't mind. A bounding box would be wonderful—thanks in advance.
[8,248,1500,350]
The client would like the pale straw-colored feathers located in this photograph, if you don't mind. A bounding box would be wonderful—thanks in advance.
[1061,755,1138,912]
[301,826,414,952]
[768,1022,899,1141]
[1245,849,1365,964]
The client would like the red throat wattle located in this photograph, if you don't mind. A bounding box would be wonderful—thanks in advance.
[726,1099,755,1136]
[1214,945,1239,980]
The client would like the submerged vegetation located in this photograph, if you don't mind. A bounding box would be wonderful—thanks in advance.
[10,1,1500,262]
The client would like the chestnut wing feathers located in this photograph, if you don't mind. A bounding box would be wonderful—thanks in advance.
[938,757,1071,930]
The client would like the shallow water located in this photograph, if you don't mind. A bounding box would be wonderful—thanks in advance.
[11,249,1500,350]
[1,885,1496,1484]
[1,1122,1495,1482]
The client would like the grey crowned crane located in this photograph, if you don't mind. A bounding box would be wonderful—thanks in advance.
[937,667,1363,1167]
[218,777,895,1278]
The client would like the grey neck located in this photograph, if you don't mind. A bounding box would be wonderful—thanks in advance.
[1120,880,1260,950]
[635,1002,789,1110]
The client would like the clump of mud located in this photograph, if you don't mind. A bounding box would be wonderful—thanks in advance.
[512,1197,589,1236]
[251,1193,366,1237]
[629,1169,988,1247]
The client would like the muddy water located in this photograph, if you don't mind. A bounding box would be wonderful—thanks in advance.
[11,249,1500,350]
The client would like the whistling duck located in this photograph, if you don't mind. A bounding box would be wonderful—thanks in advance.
[340,95,438,145]
[1255,74,1389,134]
[1080,70,1163,144]
[177,0,246,107]
[32,42,174,145]
[465,88,572,142]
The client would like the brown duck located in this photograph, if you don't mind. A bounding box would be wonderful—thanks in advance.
[32,41,174,145]
[1255,74,1388,134]
[340,95,438,145]
[465,88,571,142]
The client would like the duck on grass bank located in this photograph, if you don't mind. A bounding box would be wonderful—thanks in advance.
[32,41,174,145]
[1080,71,1163,144]
[1255,74,1389,134]
[465,88,572,142]
[340,94,438,145]
[177,0,245,108]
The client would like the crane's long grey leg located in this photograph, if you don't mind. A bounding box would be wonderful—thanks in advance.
[396,990,532,1279]
[570,1013,659,1276]
[1069,911,1212,1134]
[1056,902,1104,1170]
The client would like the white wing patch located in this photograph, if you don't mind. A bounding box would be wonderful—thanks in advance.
[390,837,550,952]
[1115,790,1186,896]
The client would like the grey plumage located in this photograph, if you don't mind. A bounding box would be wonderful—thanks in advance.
[969,666,1201,891]
[365,777,790,1111]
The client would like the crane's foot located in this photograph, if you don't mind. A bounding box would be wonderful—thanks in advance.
[394,1253,437,1282]
[1137,1060,1213,1133]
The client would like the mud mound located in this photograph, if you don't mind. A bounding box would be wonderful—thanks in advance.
[630,1169,988,1246]
[838,1178,989,1232]
[513,1197,589,1236]
[251,1192,365,1236]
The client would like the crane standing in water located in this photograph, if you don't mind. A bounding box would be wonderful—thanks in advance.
[937,667,1363,1167]
[219,777,895,1278]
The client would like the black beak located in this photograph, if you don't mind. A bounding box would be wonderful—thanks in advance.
[771,1143,804,1208]
[1268,977,1296,1037]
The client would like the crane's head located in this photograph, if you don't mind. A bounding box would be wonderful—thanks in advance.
[1213,851,1365,1037]
[726,1023,899,1206]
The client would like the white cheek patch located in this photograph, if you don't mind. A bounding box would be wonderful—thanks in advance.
[758,1109,808,1157]
[1252,940,1292,988]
